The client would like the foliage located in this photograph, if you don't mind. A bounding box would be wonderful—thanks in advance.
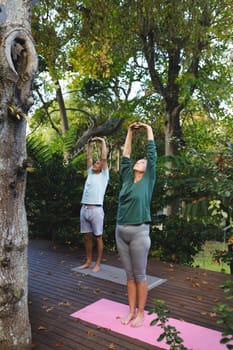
[149,299,188,350]
[213,236,233,274]
[72,0,233,161]
[26,136,84,244]
[32,0,80,80]
[214,280,233,349]
[31,0,233,160]
[31,0,157,153]
[156,142,233,227]
[103,171,121,250]
[181,116,233,225]
[148,138,233,265]
[27,135,54,163]
[150,216,206,265]
[193,241,231,274]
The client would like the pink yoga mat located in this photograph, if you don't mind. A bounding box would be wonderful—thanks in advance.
[71,298,231,350]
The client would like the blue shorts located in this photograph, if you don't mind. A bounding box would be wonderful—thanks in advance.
[80,205,104,236]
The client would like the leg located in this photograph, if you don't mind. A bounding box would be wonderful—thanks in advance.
[90,207,104,272]
[129,224,151,327]
[78,232,92,269]
[92,235,103,272]
[79,206,93,268]
[121,279,137,325]
[115,225,136,324]
[131,281,148,327]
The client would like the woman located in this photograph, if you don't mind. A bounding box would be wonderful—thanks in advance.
[115,122,157,327]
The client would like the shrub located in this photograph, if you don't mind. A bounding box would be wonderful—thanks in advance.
[150,216,207,265]
[26,153,84,245]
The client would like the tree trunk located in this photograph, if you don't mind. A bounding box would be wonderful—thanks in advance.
[165,107,182,157]
[143,35,183,215]
[55,80,69,134]
[164,104,183,215]
[0,1,37,348]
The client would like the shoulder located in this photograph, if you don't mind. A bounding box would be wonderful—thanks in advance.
[101,167,109,178]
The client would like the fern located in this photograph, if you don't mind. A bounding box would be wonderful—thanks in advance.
[27,135,53,164]
[63,128,79,153]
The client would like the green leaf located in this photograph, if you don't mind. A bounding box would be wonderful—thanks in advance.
[157,333,166,342]
[150,319,159,326]
[220,337,231,344]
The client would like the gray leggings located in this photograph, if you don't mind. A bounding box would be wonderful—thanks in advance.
[115,224,151,283]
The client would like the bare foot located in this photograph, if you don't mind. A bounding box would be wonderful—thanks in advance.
[92,264,100,273]
[78,263,92,269]
[121,312,136,325]
[131,313,144,327]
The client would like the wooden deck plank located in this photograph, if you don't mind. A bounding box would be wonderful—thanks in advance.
[28,239,232,349]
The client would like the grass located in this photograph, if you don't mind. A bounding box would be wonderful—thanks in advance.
[193,241,231,274]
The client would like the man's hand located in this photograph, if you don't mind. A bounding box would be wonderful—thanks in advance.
[90,137,105,142]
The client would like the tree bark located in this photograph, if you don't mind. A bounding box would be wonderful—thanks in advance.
[55,80,69,134]
[73,117,123,154]
[0,1,37,348]
[164,105,183,215]
[144,37,183,215]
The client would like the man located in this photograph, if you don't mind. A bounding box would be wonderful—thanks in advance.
[78,137,109,272]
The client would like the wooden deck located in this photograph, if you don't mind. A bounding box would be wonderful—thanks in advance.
[28,239,233,350]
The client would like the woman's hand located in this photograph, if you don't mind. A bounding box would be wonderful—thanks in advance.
[129,122,153,140]
[129,122,152,130]
[128,122,144,132]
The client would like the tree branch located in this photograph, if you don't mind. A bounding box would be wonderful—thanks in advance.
[71,117,123,157]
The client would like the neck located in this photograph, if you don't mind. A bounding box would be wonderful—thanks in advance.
[134,172,144,183]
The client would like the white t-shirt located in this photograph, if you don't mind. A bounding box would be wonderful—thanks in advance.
[81,168,109,205]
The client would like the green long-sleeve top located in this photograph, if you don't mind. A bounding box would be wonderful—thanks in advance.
[116,140,157,225]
